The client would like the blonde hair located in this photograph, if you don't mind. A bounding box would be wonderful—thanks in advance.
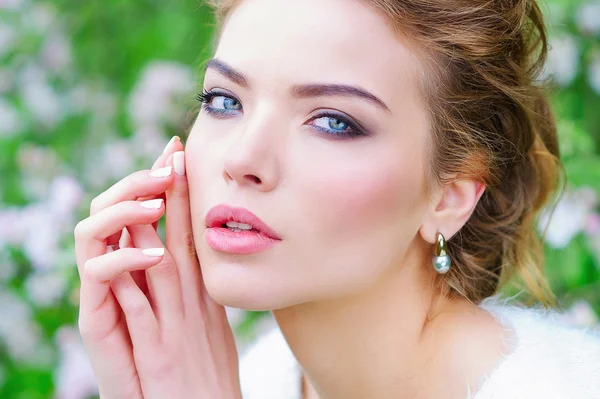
[203,0,566,309]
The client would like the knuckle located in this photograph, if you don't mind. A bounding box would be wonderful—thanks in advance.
[151,260,178,277]
[82,258,98,280]
[149,355,176,379]
[73,220,89,240]
[89,196,101,214]
[122,299,149,319]
[128,169,148,187]
[77,316,93,340]
[77,314,103,342]
[174,182,189,199]
[183,232,197,257]
[82,259,92,274]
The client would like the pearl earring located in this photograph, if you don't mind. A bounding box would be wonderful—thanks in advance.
[432,231,451,274]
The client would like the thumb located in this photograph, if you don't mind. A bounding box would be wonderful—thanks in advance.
[165,150,205,309]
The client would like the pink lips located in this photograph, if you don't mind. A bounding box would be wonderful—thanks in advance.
[204,204,282,254]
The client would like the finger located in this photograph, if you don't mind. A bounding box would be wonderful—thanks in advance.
[113,215,163,248]
[136,135,182,205]
[118,228,151,297]
[127,223,185,327]
[110,272,161,351]
[106,229,123,248]
[145,136,183,208]
[77,287,145,399]
[151,135,181,170]
[131,268,150,300]
[121,137,182,298]
[84,247,165,281]
[119,227,133,248]
[133,137,183,251]
[75,199,166,311]
[78,250,147,399]
[90,168,174,216]
[75,198,165,290]
[75,199,165,279]
[165,151,207,316]
[74,139,178,399]
[91,166,174,246]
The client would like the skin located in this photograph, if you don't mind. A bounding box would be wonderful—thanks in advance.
[185,0,514,398]
[74,138,243,399]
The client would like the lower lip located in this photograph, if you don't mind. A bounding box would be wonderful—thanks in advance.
[205,227,281,254]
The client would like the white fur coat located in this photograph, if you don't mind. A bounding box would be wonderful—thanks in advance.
[238,295,600,399]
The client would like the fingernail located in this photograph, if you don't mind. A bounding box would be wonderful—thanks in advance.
[173,151,185,176]
[150,166,173,178]
[140,198,164,209]
[162,136,179,154]
[142,248,165,257]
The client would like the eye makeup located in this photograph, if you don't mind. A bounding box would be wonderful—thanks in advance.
[196,88,371,140]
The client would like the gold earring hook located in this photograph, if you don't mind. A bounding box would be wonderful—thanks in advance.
[434,232,448,257]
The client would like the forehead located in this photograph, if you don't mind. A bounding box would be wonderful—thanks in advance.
[212,0,423,109]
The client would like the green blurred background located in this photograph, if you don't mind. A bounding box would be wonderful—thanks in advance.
[0,0,599,398]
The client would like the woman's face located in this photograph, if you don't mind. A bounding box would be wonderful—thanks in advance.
[186,0,432,310]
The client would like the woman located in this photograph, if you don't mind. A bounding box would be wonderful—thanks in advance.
[73,0,600,398]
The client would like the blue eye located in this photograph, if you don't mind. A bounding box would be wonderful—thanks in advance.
[196,90,369,139]
[308,114,366,139]
[196,90,242,115]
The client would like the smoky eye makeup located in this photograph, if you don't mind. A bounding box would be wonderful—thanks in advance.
[196,88,372,140]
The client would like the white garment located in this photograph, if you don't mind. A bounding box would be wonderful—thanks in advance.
[238,294,600,399]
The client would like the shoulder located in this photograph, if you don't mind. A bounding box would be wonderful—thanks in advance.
[472,294,600,398]
[238,326,302,399]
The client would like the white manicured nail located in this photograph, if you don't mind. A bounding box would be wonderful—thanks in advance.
[142,248,165,257]
[163,136,177,154]
[150,166,173,178]
[140,198,163,209]
[173,151,185,176]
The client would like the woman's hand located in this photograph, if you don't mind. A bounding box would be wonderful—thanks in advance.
[74,137,242,399]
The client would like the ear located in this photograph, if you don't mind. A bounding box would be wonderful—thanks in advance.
[419,175,486,245]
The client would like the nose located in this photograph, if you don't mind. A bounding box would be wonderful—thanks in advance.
[222,108,282,192]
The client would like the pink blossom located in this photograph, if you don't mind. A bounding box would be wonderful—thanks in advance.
[41,32,73,74]
[49,175,84,217]
[127,61,194,129]
[585,213,600,235]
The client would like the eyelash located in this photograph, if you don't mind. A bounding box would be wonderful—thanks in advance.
[196,89,368,139]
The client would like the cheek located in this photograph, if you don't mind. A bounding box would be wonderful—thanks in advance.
[292,143,427,292]
[185,126,205,204]
[183,117,222,234]
[302,149,425,236]
[186,115,213,168]
[185,116,225,192]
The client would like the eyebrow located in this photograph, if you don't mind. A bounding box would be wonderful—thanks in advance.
[204,58,391,113]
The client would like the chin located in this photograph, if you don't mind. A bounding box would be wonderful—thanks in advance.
[200,263,278,311]
[203,263,312,312]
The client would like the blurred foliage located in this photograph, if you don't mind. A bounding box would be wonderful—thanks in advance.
[0,0,599,398]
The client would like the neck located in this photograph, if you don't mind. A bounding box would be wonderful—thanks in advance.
[271,238,456,399]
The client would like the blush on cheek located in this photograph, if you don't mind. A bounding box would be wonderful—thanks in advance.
[307,158,424,237]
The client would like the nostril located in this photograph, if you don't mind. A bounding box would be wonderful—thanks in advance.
[246,175,261,184]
